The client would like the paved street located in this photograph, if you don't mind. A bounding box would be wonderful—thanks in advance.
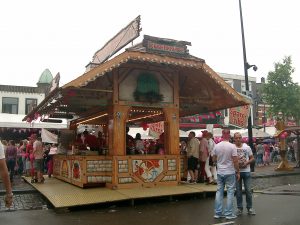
[0,163,299,225]
[0,175,49,211]
[0,193,48,211]
[1,183,300,225]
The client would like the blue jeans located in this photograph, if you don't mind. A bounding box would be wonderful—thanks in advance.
[236,172,252,210]
[256,154,263,165]
[214,173,236,217]
[7,159,16,181]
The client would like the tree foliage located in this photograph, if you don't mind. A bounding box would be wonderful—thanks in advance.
[263,56,300,125]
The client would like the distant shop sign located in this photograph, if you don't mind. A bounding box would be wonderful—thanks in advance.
[229,105,250,128]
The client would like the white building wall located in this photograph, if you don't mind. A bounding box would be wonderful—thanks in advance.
[0,91,45,115]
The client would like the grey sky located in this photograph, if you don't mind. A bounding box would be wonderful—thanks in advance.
[0,0,299,87]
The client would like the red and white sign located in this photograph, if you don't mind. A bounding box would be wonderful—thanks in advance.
[229,105,250,128]
[148,121,164,138]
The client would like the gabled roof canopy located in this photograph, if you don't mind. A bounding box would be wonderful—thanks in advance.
[24,36,249,124]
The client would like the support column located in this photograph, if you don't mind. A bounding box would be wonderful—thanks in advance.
[108,105,130,156]
[163,107,180,155]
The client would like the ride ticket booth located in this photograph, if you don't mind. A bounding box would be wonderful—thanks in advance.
[25,35,248,189]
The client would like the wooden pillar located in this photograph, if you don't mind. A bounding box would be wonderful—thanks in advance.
[163,107,180,155]
[108,105,130,156]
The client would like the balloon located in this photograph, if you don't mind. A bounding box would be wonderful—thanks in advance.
[280,133,286,139]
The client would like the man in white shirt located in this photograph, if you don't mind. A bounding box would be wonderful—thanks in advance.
[211,129,239,220]
[234,132,256,216]
[0,140,13,208]
[33,136,44,183]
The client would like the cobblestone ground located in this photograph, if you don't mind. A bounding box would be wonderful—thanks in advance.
[0,193,49,212]
[0,175,50,212]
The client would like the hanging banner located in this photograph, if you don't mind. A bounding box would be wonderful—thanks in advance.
[148,121,164,139]
[41,128,58,143]
[229,105,250,128]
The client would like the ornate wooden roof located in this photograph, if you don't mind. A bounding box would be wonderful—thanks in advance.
[24,39,249,124]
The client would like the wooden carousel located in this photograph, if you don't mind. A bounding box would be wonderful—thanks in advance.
[24,35,249,189]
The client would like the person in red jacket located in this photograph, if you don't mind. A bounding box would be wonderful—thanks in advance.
[82,130,98,151]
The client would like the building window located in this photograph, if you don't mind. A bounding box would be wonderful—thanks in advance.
[25,98,37,114]
[2,97,18,114]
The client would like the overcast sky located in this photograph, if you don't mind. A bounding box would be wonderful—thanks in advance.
[0,0,299,87]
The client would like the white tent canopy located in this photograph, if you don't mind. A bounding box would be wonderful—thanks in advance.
[241,128,271,138]
[41,129,58,143]
[0,113,68,129]
[186,128,272,138]
[259,127,276,136]
[127,127,189,139]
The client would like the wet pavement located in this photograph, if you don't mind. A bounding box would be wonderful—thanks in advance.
[0,175,49,212]
[1,184,300,225]
[0,162,299,213]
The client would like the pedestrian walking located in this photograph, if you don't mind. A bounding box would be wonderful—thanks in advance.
[0,140,13,208]
[233,132,256,216]
[33,136,45,183]
[256,142,264,166]
[5,140,17,182]
[211,129,240,220]
[186,131,200,184]
[207,132,217,183]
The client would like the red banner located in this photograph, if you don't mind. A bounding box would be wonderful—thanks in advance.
[229,105,250,128]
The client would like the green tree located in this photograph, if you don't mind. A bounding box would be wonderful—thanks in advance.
[263,56,300,125]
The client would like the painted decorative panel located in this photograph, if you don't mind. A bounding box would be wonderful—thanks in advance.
[61,159,71,178]
[71,160,81,181]
[132,159,163,182]
[168,159,177,171]
[87,176,112,183]
[118,160,129,173]
[87,160,112,172]
[118,177,135,184]
[162,175,177,181]
[119,69,173,103]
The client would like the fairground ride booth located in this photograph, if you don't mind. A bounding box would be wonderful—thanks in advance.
[24,35,249,189]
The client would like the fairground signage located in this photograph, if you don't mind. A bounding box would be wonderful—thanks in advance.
[149,121,164,138]
[143,35,190,57]
[90,16,141,66]
[229,105,250,128]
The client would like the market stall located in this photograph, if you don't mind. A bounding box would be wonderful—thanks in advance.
[24,35,249,189]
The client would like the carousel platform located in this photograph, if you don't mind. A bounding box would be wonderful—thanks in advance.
[23,176,216,208]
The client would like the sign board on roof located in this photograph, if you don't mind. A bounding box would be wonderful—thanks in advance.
[91,15,141,66]
[229,105,250,128]
[143,35,191,57]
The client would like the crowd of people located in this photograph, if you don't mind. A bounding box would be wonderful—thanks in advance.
[0,133,57,184]
[254,139,298,166]
[126,127,165,155]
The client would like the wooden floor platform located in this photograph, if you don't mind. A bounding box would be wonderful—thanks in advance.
[23,177,217,208]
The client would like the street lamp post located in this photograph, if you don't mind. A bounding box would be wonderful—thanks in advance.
[263,102,266,132]
[238,0,257,172]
